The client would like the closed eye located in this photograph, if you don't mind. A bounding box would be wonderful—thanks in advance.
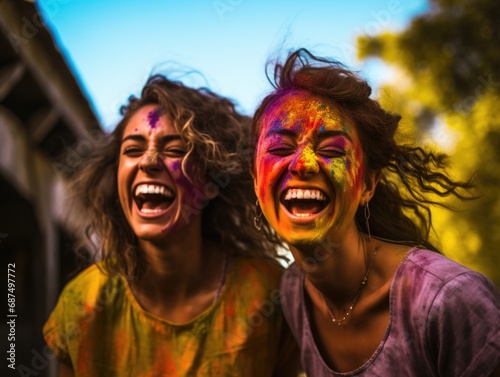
[123,147,145,157]
[164,148,186,157]
[316,147,346,158]
[267,142,296,156]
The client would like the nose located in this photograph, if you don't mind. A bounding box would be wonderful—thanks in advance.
[289,146,319,177]
[138,149,162,173]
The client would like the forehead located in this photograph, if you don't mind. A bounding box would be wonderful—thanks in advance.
[123,104,177,135]
[261,91,353,135]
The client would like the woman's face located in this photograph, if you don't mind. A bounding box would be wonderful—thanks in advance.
[117,104,205,242]
[253,91,370,248]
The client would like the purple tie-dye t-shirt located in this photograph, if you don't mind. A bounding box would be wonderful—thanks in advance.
[281,248,500,376]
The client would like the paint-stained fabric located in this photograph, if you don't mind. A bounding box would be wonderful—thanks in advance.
[44,256,297,376]
[281,248,500,376]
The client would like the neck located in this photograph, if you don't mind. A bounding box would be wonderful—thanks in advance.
[133,219,218,304]
[292,227,376,307]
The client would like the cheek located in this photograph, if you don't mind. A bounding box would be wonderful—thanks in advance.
[255,154,287,201]
[117,159,132,194]
[254,136,292,199]
[166,159,186,181]
[323,158,349,190]
[349,145,366,195]
[322,155,364,196]
[254,142,270,197]
[165,160,203,200]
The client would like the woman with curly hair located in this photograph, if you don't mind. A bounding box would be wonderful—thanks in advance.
[43,75,299,376]
[252,49,500,376]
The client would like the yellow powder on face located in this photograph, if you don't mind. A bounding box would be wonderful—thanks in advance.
[326,158,349,192]
[299,146,318,171]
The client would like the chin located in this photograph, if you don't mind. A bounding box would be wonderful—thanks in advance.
[287,236,319,248]
[133,225,171,242]
[282,232,326,250]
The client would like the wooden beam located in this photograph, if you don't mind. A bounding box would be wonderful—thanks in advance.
[0,1,100,139]
[28,106,60,144]
[0,61,25,102]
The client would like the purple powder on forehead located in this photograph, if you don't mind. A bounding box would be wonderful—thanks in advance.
[147,109,161,129]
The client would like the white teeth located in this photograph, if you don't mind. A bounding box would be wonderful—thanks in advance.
[295,213,311,217]
[284,188,327,201]
[135,184,173,198]
[140,208,164,214]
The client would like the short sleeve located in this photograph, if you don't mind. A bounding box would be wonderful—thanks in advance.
[427,271,500,377]
[43,292,72,366]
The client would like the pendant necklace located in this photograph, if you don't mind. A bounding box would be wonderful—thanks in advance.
[321,244,381,326]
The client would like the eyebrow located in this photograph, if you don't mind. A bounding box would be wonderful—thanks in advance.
[317,130,353,143]
[265,128,296,138]
[265,128,353,143]
[121,134,182,144]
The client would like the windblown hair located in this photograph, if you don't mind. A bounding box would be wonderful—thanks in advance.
[72,74,284,280]
[252,49,476,252]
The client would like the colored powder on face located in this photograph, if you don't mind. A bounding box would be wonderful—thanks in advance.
[147,109,161,129]
[296,146,318,172]
[345,158,351,172]
[325,158,349,192]
[169,159,182,172]
[292,119,303,133]
[255,91,371,244]
[351,142,365,195]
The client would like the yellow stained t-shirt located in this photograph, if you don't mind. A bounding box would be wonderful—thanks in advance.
[43,256,296,376]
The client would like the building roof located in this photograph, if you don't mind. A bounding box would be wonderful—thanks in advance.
[0,0,101,165]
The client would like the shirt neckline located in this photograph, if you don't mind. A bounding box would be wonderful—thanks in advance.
[120,254,236,327]
[298,246,419,376]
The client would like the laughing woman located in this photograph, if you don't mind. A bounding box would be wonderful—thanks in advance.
[43,75,299,376]
[252,49,500,376]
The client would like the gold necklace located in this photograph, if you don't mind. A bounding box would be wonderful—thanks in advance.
[321,244,381,326]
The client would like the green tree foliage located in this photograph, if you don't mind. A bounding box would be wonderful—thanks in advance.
[357,0,500,285]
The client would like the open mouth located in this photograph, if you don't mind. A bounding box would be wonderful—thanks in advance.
[281,188,329,218]
[134,184,175,214]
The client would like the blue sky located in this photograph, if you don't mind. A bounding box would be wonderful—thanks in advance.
[37,0,429,130]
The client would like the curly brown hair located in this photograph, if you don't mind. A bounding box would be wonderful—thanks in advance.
[72,74,284,279]
[252,49,476,252]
